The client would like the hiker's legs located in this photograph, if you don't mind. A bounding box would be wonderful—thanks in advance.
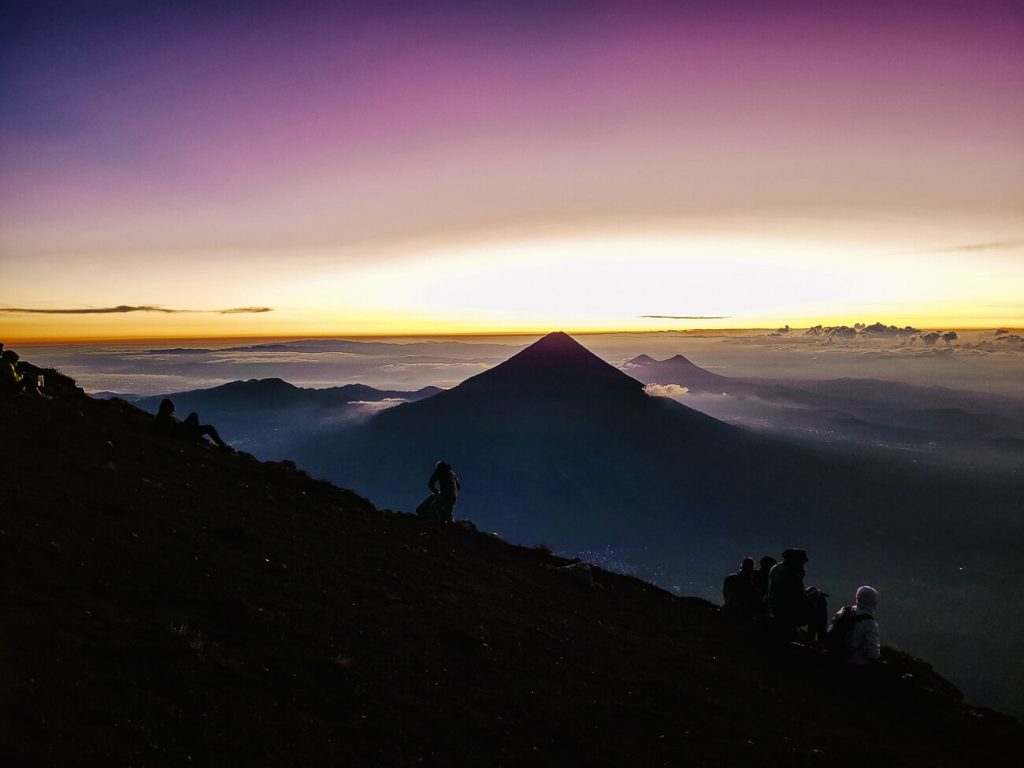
[184,412,226,447]
[198,424,227,448]
[439,496,455,523]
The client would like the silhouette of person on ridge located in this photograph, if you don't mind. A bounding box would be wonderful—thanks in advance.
[722,557,763,625]
[827,585,881,665]
[155,398,228,448]
[1,348,48,398]
[753,555,777,598]
[767,548,828,644]
[426,460,460,523]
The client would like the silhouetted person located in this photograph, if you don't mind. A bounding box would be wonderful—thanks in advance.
[722,557,762,624]
[753,555,777,597]
[767,548,828,643]
[1,349,22,393]
[427,460,460,523]
[1,350,47,398]
[155,398,228,448]
[828,586,881,665]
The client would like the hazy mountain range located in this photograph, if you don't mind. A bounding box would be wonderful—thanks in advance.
[622,353,1024,468]
[127,379,441,457]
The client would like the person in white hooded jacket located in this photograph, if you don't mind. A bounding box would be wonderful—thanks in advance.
[845,586,881,665]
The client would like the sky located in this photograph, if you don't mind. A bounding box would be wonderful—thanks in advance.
[2,0,1023,340]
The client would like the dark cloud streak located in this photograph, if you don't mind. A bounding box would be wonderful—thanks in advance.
[900,239,1024,255]
[640,314,730,320]
[0,305,272,315]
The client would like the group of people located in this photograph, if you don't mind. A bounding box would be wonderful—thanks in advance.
[0,343,48,398]
[722,547,880,665]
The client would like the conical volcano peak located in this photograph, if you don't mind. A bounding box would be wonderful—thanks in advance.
[461,331,644,395]
[667,353,702,366]
[537,331,577,345]
[627,354,657,365]
[516,331,598,359]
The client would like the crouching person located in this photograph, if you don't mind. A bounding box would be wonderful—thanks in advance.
[826,585,881,664]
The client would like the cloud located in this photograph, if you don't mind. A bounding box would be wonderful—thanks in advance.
[643,383,689,397]
[897,239,1024,255]
[640,315,731,320]
[348,398,407,412]
[319,398,407,426]
[144,348,214,355]
[378,362,492,372]
[0,305,272,314]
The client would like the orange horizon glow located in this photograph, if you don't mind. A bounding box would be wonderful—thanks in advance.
[7,322,1024,347]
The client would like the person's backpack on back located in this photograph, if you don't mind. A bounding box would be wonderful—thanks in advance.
[416,493,444,522]
[825,605,873,655]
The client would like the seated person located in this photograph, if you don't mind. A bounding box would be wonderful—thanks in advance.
[1,350,47,398]
[829,586,881,665]
[753,555,777,597]
[155,398,228,448]
[722,557,764,623]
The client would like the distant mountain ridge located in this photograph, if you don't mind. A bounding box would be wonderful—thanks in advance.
[135,378,442,411]
[621,352,1024,463]
[129,379,442,459]
[624,352,728,389]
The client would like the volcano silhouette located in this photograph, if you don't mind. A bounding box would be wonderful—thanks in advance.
[296,332,789,553]
[462,331,647,396]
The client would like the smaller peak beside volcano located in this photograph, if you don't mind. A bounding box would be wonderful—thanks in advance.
[623,351,727,388]
[627,353,657,365]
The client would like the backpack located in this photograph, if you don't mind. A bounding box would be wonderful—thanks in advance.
[416,494,443,522]
[824,605,873,654]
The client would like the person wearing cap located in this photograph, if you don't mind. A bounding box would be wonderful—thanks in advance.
[844,586,881,665]
[767,548,828,643]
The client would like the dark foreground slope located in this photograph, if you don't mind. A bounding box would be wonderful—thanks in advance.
[1,381,1020,767]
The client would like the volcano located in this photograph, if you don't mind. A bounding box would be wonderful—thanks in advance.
[294,333,807,555]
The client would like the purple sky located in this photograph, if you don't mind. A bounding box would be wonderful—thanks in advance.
[2,1,1022,337]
